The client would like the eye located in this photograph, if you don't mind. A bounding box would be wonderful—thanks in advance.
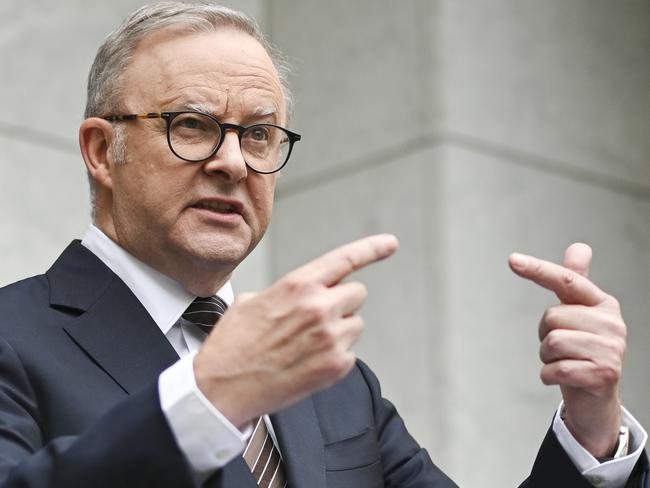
[246,125,271,142]
[175,114,210,131]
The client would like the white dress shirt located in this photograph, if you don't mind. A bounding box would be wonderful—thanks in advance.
[81,224,647,485]
[81,224,247,475]
[553,402,647,488]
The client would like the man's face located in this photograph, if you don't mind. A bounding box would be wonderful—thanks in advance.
[104,28,285,287]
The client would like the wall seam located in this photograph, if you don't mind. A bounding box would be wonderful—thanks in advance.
[277,130,650,202]
[0,121,77,155]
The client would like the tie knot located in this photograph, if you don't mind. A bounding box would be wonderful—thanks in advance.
[182,296,228,328]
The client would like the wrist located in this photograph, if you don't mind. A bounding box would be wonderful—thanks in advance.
[595,425,630,462]
[562,400,622,458]
[193,351,255,429]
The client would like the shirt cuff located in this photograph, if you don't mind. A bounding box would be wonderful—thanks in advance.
[158,352,251,475]
[553,401,648,488]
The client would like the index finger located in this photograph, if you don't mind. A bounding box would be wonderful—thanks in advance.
[297,234,399,286]
[509,253,606,306]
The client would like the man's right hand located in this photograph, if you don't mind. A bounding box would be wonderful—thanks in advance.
[194,234,399,428]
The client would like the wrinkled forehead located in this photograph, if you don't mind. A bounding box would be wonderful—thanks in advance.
[120,27,286,121]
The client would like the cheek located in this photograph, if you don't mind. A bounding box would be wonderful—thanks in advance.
[114,165,188,222]
[248,179,275,226]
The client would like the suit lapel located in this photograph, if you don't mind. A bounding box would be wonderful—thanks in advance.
[49,241,179,393]
[272,397,326,488]
[63,276,179,393]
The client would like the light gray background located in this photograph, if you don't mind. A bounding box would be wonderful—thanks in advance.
[1,1,649,486]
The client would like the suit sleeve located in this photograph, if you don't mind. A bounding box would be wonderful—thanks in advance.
[519,426,649,488]
[0,336,197,488]
[356,360,458,487]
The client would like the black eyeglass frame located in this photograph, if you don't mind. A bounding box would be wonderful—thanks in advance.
[102,111,301,174]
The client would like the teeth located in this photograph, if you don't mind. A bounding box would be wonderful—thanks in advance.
[195,202,235,212]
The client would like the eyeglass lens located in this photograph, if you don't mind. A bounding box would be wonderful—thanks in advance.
[169,112,290,172]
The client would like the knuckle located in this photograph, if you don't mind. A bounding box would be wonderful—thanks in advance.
[544,330,563,355]
[299,301,328,324]
[537,318,547,342]
[555,361,572,380]
[540,309,551,331]
[540,367,554,385]
[542,307,562,330]
[344,318,364,346]
[538,345,548,363]
[311,326,337,349]
[618,322,628,339]
[339,252,359,276]
[609,317,627,339]
[597,312,627,340]
[562,269,577,287]
[596,363,621,384]
[351,315,365,332]
[607,295,621,312]
[281,273,312,295]
[610,337,626,358]
[311,350,356,387]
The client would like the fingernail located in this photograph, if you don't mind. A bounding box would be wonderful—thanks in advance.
[510,253,528,269]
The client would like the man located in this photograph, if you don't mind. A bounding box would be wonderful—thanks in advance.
[0,2,644,487]
[0,3,453,487]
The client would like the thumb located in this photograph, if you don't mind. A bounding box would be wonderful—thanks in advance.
[562,243,592,278]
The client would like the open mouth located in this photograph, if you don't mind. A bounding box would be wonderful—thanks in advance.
[193,201,239,214]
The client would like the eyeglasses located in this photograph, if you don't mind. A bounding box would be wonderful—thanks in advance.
[102,111,301,174]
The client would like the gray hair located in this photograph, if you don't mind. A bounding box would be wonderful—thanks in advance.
[84,2,293,218]
[85,2,293,118]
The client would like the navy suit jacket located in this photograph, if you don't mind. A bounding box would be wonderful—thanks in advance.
[0,241,456,487]
[520,425,649,487]
[2,241,646,487]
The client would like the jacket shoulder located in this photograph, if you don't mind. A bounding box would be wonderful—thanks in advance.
[0,274,50,315]
[0,273,70,344]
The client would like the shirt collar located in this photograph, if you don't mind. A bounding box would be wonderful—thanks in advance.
[81,224,233,334]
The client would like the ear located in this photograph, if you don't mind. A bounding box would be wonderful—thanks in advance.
[79,117,117,191]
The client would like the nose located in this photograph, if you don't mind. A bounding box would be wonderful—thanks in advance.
[202,129,248,183]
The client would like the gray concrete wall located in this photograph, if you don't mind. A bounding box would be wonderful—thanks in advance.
[436,3,650,483]
[269,1,650,486]
[2,1,649,487]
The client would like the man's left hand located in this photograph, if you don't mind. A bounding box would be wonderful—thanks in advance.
[509,243,626,458]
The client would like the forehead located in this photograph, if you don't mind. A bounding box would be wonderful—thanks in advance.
[121,28,285,121]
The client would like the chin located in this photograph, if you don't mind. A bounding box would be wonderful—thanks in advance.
[183,234,256,268]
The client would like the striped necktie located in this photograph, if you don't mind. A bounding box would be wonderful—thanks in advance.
[182,296,288,487]
[243,417,288,488]
[181,295,228,333]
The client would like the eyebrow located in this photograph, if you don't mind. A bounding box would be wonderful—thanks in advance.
[185,102,214,115]
[252,106,277,118]
[182,102,278,120]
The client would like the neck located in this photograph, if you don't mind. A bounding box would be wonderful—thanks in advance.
[171,264,232,297]
[92,219,233,297]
